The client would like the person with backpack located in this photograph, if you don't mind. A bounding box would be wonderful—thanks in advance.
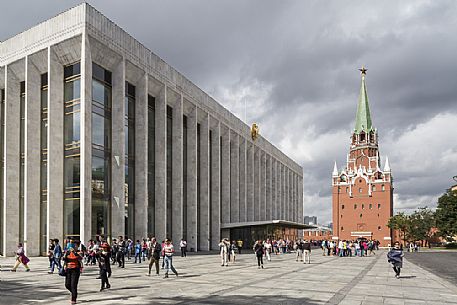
[303,240,311,264]
[49,239,63,274]
[387,241,404,279]
[117,236,126,268]
[147,237,162,276]
[254,240,265,269]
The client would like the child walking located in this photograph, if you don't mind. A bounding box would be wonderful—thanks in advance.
[387,241,404,279]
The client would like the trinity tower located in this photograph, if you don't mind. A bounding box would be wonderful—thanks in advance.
[332,67,394,246]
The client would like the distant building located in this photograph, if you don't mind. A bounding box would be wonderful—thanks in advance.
[303,225,332,241]
[331,68,394,247]
[304,216,318,225]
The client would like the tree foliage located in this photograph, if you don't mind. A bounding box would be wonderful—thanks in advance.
[435,189,457,241]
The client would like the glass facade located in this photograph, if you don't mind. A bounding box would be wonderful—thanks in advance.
[125,82,135,238]
[166,106,172,238]
[147,95,155,237]
[92,63,112,239]
[40,73,48,255]
[0,89,4,256]
[63,63,81,239]
[19,81,25,243]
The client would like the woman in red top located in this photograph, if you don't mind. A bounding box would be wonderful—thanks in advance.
[63,243,83,304]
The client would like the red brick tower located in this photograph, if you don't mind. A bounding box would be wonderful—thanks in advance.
[332,67,394,247]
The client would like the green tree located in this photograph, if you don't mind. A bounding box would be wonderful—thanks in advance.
[387,212,411,245]
[408,207,435,246]
[435,189,457,241]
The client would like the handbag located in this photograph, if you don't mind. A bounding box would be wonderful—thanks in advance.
[59,267,67,277]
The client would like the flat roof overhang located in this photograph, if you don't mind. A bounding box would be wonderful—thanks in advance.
[220,220,316,230]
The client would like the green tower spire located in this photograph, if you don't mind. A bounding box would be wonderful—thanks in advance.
[354,66,373,134]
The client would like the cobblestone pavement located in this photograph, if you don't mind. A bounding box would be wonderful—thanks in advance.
[1,250,456,305]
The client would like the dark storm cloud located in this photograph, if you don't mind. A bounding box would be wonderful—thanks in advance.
[2,0,457,223]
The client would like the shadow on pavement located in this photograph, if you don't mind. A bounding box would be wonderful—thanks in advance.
[164,295,320,305]
[399,275,416,279]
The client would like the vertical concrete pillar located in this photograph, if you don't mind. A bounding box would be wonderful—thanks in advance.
[199,112,210,250]
[280,164,285,220]
[246,142,254,222]
[260,150,266,221]
[24,56,41,255]
[186,106,197,251]
[111,59,125,239]
[271,156,278,219]
[4,65,21,255]
[47,47,64,245]
[286,168,290,221]
[254,147,260,221]
[0,66,4,255]
[299,176,303,223]
[171,94,183,248]
[230,131,239,223]
[210,119,220,249]
[155,85,167,240]
[265,154,271,221]
[220,126,230,224]
[80,33,92,245]
[238,138,246,223]
[135,73,148,240]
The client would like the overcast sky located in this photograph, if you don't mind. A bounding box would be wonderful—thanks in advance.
[2,1,457,224]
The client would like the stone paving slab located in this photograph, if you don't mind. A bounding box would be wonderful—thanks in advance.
[1,250,456,305]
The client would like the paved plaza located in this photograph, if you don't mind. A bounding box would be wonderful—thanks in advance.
[1,250,457,305]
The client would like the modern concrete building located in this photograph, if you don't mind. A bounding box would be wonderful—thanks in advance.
[0,4,305,256]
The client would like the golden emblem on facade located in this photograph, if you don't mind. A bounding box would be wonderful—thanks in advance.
[251,123,259,141]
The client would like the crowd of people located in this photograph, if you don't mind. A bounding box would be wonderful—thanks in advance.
[3,235,406,303]
[319,239,380,257]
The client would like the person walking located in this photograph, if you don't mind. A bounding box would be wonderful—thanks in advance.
[303,240,311,264]
[134,240,142,263]
[147,237,162,276]
[48,239,55,270]
[63,244,83,304]
[229,241,238,263]
[264,239,272,262]
[387,241,404,278]
[254,240,265,269]
[218,239,229,267]
[162,239,178,278]
[11,243,30,272]
[180,239,187,257]
[236,239,243,254]
[49,239,63,274]
[97,243,111,291]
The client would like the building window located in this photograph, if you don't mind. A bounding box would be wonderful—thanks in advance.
[166,105,173,237]
[341,204,345,209]
[183,115,188,240]
[372,185,376,192]
[362,204,365,209]
[360,213,363,218]
[369,203,372,209]
[0,89,4,256]
[378,203,381,209]
[338,186,341,193]
[340,214,343,218]
[378,226,381,230]
[382,184,385,191]
[91,63,112,240]
[148,95,155,237]
[63,62,81,239]
[341,226,344,231]
[359,188,362,193]
[346,187,348,193]
[125,81,136,238]
[40,73,48,254]
[354,204,357,209]
[19,81,25,244]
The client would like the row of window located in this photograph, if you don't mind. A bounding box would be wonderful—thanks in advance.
[340,225,383,231]
[341,203,382,210]
[338,185,386,193]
